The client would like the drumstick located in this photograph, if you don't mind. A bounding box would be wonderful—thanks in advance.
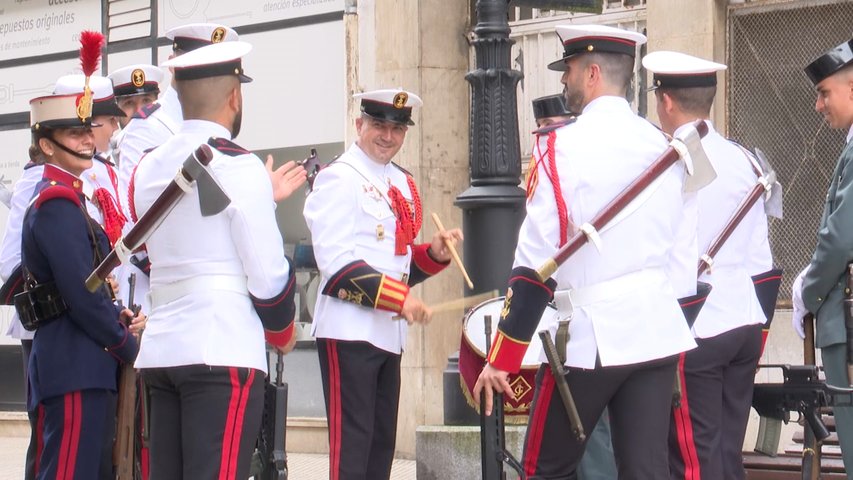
[431,212,474,290]
[430,290,498,314]
[392,290,498,321]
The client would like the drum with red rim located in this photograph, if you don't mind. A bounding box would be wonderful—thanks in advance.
[458,296,558,419]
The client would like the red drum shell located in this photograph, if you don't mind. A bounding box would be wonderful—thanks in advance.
[458,296,558,419]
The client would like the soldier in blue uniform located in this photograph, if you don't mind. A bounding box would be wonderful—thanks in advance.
[23,83,141,479]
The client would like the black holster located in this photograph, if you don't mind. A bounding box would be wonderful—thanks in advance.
[14,281,68,331]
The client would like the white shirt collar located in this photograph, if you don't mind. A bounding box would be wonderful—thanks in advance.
[179,119,231,140]
[581,95,631,115]
[846,124,853,145]
[349,142,395,178]
[674,118,715,139]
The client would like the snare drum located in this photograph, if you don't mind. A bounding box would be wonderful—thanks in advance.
[458,296,558,418]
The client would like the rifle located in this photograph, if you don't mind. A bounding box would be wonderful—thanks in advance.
[844,263,853,386]
[114,273,140,480]
[802,314,821,480]
[752,364,853,474]
[480,314,525,480]
[297,148,322,190]
[257,351,288,480]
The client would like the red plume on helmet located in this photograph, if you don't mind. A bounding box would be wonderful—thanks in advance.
[76,30,105,122]
[79,30,105,76]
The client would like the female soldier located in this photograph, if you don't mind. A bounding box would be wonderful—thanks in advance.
[22,84,141,479]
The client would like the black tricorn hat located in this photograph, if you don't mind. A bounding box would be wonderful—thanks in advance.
[532,94,571,120]
[805,38,853,86]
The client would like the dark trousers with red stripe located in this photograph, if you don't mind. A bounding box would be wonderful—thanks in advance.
[523,355,678,480]
[669,323,762,480]
[36,388,113,480]
[317,338,401,480]
[142,365,264,480]
[22,339,38,480]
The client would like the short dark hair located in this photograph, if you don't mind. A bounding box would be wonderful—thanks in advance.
[656,86,716,116]
[578,52,635,92]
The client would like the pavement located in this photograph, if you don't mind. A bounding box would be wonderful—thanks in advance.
[0,434,417,480]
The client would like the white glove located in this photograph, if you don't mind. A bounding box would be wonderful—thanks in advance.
[792,267,808,339]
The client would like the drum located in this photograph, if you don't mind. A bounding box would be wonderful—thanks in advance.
[458,296,559,419]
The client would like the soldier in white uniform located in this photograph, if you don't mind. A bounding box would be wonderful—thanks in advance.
[132,41,301,478]
[474,25,699,479]
[643,51,776,480]
[108,64,163,127]
[530,94,618,480]
[304,89,462,480]
[116,23,239,317]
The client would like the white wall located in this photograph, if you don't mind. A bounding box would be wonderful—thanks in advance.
[239,24,345,151]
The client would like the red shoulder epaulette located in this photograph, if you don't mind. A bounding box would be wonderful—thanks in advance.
[532,116,577,136]
[208,137,250,157]
[34,184,81,209]
[131,102,161,120]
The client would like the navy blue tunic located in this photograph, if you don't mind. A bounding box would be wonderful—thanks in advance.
[22,164,138,408]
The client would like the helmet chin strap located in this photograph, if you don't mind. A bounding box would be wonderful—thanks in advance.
[45,133,94,161]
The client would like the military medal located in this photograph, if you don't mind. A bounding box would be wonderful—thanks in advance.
[376,224,385,241]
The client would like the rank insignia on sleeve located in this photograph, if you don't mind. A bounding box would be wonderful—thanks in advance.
[501,287,513,319]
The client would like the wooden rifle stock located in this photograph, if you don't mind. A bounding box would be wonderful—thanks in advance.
[536,120,709,281]
[802,313,821,480]
[113,361,137,479]
[697,181,767,276]
[86,144,215,292]
[114,273,140,480]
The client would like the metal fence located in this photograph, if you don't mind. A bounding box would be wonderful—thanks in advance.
[727,0,853,302]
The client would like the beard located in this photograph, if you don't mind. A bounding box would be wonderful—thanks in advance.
[231,108,243,139]
[564,86,584,114]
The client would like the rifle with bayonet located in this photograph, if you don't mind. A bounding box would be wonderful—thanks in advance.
[114,273,141,480]
[256,351,289,480]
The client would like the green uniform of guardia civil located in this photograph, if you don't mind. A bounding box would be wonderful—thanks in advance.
[802,134,853,474]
